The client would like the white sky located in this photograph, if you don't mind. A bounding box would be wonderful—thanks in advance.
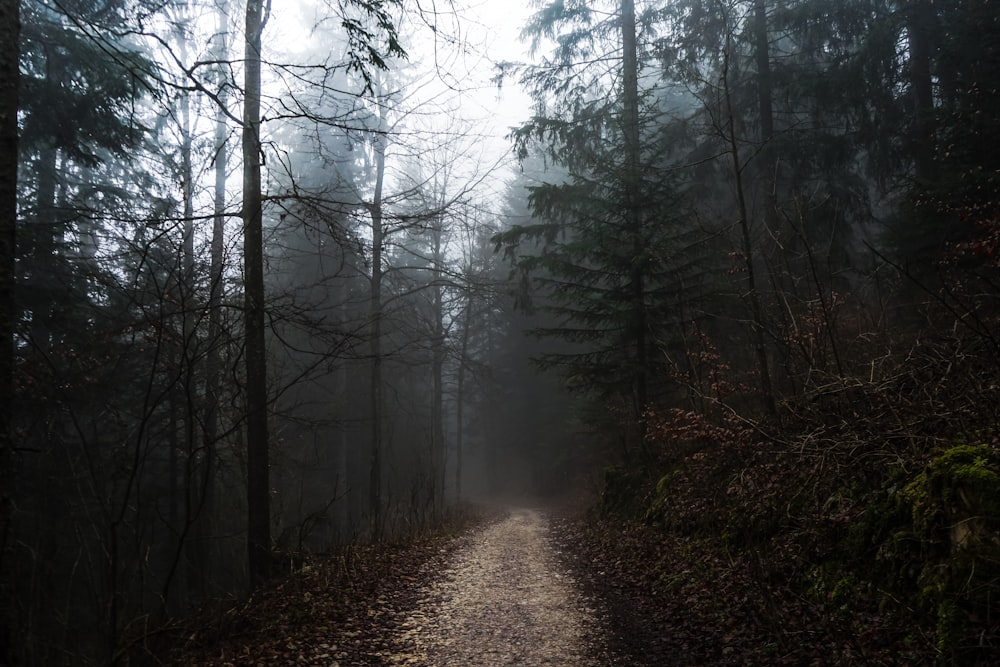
[393,0,536,190]
[252,0,539,219]
[458,0,535,135]
[267,0,536,170]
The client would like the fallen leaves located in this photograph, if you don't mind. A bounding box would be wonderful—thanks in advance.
[146,530,474,666]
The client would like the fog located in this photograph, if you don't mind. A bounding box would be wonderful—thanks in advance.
[5,0,1000,663]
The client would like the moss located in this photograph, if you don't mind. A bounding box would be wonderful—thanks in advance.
[936,599,966,659]
[801,445,1000,660]
[846,484,907,547]
[895,444,1000,658]
[804,565,839,604]
[901,443,1000,558]
[643,472,675,524]
[830,575,862,606]
[902,444,1000,538]
[803,563,869,615]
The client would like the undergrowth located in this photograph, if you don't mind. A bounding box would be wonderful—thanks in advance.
[593,324,1000,665]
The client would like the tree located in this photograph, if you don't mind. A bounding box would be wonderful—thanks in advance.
[367,91,387,535]
[497,0,703,450]
[451,215,517,498]
[5,0,431,658]
[719,7,776,413]
[11,3,175,661]
[239,0,409,549]
[0,0,18,660]
[656,0,891,398]
[18,0,155,345]
[620,0,648,428]
[914,0,1000,257]
[194,0,230,602]
[243,0,270,590]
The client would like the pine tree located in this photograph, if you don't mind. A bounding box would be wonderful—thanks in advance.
[497,1,709,445]
[18,0,153,349]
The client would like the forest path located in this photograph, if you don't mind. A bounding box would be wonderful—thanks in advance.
[387,507,608,666]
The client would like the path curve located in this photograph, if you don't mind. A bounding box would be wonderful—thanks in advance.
[389,507,606,666]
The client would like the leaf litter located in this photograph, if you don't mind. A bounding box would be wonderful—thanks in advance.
[166,506,621,666]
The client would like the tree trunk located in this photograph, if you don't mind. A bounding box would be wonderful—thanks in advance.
[722,30,776,415]
[243,0,271,590]
[455,297,472,502]
[192,5,230,602]
[907,0,937,182]
[369,102,387,539]
[754,0,779,221]
[31,145,57,349]
[0,0,19,614]
[754,0,774,150]
[168,31,196,609]
[621,0,649,445]
[430,187,447,518]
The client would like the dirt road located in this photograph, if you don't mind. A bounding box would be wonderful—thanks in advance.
[388,507,612,666]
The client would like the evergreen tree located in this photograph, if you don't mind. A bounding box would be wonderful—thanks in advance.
[18,0,153,349]
[924,1,1000,242]
[496,0,710,445]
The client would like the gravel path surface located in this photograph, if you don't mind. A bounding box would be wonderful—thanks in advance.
[388,507,610,666]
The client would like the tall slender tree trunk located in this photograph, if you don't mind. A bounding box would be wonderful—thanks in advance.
[430,182,447,518]
[754,0,773,152]
[722,30,776,415]
[243,0,271,589]
[754,0,778,221]
[485,318,498,493]
[621,0,649,447]
[180,34,196,316]
[368,103,387,539]
[166,341,181,607]
[455,297,472,502]
[31,145,57,349]
[338,302,357,538]
[193,5,230,601]
[0,0,20,630]
[907,0,937,183]
[164,31,197,609]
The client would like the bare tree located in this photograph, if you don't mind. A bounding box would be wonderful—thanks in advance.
[243,0,271,589]
[368,94,388,537]
[193,0,231,601]
[719,9,776,414]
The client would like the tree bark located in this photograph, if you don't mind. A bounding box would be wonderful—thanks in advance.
[430,181,447,518]
[243,0,271,589]
[621,0,649,446]
[907,0,937,182]
[30,145,57,349]
[723,30,776,415]
[0,0,19,609]
[192,4,230,601]
[754,0,773,149]
[455,297,472,502]
[754,0,778,219]
[369,102,387,539]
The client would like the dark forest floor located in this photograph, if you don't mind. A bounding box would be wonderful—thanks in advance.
[149,496,997,666]
[152,521,475,665]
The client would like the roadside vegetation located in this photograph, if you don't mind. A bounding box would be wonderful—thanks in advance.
[579,303,1000,665]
